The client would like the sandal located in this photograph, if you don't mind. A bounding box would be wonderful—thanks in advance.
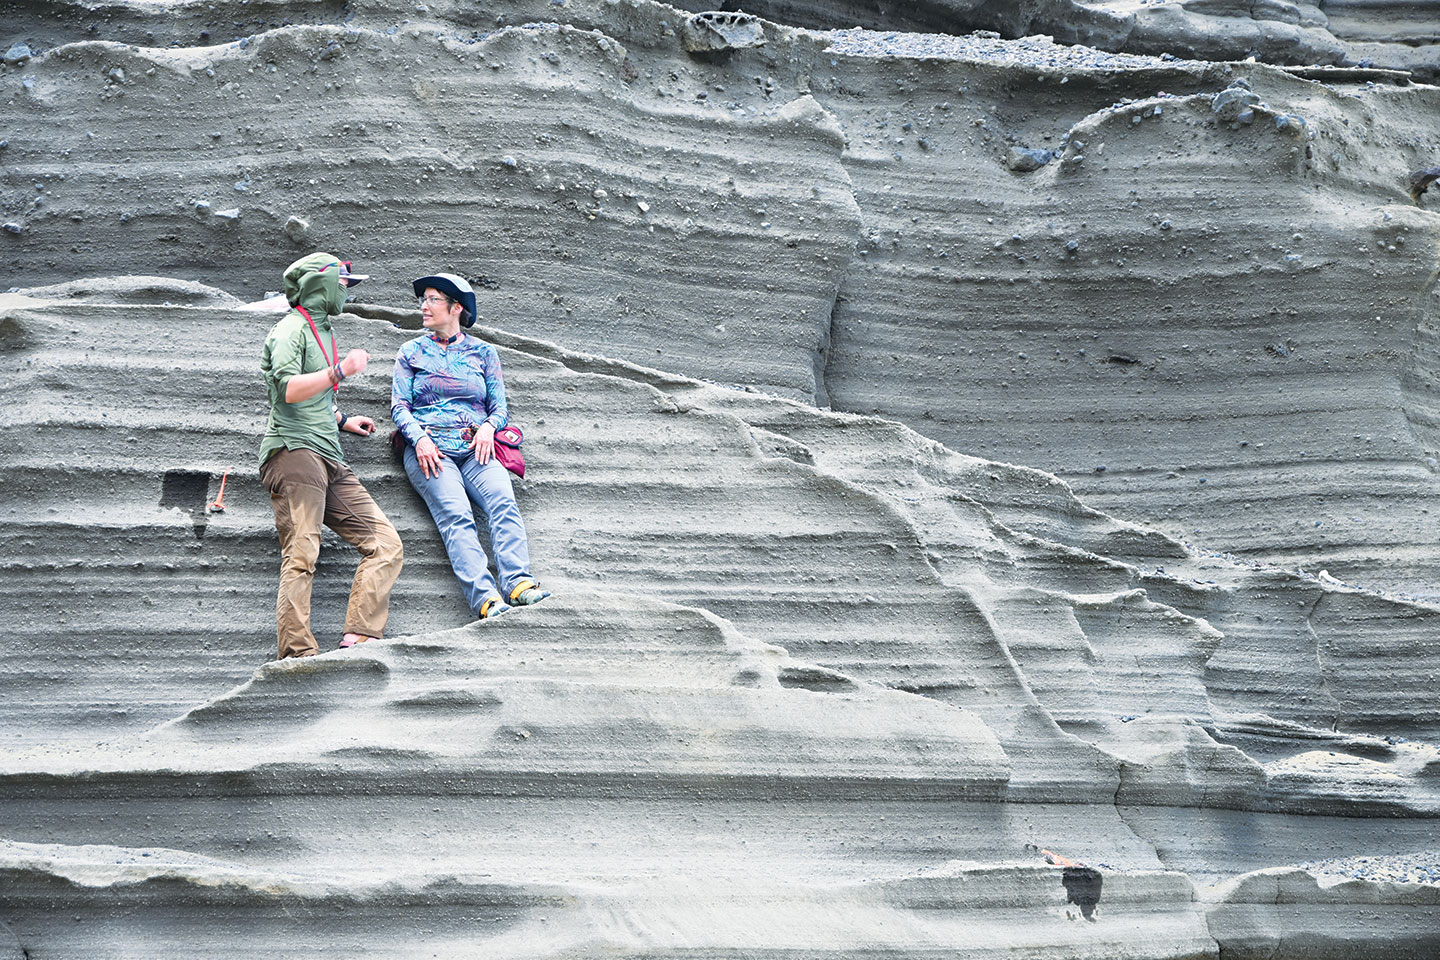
[338,634,378,649]
[508,578,551,607]
[478,596,511,620]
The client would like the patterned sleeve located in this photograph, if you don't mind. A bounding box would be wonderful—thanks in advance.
[481,344,509,431]
[390,343,428,446]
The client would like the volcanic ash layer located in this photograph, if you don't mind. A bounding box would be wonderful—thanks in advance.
[1,293,1438,957]
[3,0,1438,598]
[2,0,1440,955]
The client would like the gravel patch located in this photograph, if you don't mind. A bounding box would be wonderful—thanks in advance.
[824,28,1175,71]
[1299,851,1440,886]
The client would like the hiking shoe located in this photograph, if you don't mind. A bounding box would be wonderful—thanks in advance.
[507,578,550,607]
[478,596,511,620]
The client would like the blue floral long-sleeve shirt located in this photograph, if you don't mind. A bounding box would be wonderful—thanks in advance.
[391,333,509,456]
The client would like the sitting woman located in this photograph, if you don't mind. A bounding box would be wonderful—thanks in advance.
[391,272,548,620]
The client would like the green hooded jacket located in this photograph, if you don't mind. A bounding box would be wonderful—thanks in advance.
[258,252,350,466]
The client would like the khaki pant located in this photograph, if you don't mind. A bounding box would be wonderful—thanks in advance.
[260,448,404,659]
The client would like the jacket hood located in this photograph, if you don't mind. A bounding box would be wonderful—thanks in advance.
[283,252,349,316]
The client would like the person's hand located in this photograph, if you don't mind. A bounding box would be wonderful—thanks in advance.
[471,422,496,465]
[343,415,376,436]
[415,435,445,478]
[340,348,369,378]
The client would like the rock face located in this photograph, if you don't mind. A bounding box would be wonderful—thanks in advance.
[1,0,1439,957]
[668,0,1438,78]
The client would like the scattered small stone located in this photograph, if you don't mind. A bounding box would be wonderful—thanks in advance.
[501,155,518,169]
[213,208,241,221]
[193,200,212,217]
[233,180,249,192]
[1159,219,1173,231]
[2,222,21,235]
[284,215,308,241]
[106,67,125,83]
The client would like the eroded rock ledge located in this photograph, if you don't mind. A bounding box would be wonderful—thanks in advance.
[1,0,1438,956]
[1,292,1437,956]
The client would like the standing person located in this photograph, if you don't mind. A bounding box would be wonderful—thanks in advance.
[391,272,548,620]
[258,252,404,658]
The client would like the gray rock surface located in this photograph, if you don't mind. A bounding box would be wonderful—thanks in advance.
[1,0,1438,956]
[666,0,1438,78]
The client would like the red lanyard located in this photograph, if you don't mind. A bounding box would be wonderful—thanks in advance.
[296,306,339,393]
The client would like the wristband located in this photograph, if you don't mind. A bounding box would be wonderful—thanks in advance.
[338,413,349,430]
[332,363,346,385]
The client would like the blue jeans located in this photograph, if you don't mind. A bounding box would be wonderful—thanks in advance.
[402,446,533,614]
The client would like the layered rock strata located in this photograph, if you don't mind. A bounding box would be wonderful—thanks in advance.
[2,291,1438,956]
[1,0,1439,956]
[3,0,1437,590]
[664,0,1439,77]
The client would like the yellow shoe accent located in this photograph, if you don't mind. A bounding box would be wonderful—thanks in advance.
[508,579,537,602]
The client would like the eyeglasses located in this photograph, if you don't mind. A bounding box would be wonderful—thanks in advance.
[416,296,453,308]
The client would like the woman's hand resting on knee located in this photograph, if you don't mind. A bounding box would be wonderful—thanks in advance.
[415,435,446,478]
[470,422,496,465]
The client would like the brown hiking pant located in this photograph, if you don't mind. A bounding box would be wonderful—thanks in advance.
[260,448,404,659]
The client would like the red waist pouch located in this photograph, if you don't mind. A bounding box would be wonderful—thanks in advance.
[492,424,525,478]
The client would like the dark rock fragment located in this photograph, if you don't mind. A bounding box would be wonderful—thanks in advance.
[1213,83,1261,121]
[1005,146,1051,172]
[1409,166,1440,202]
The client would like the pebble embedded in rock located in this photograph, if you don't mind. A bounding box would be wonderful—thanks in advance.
[3,41,32,66]
[1005,147,1051,172]
[2,222,21,235]
[1212,85,1261,122]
